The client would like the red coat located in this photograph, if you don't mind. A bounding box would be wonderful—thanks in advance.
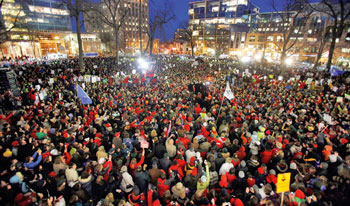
[261,150,273,164]
[129,155,145,177]
[157,178,170,197]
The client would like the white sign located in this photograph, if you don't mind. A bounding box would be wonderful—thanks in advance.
[306,78,313,85]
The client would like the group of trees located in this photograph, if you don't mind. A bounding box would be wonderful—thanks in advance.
[267,0,350,70]
[1,0,349,70]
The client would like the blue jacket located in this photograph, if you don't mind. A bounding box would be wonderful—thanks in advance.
[23,152,42,169]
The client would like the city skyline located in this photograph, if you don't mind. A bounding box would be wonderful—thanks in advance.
[153,0,280,42]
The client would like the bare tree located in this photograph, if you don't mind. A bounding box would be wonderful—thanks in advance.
[144,0,175,56]
[86,0,128,61]
[178,21,195,56]
[312,17,330,70]
[62,0,89,71]
[308,0,350,70]
[272,0,312,65]
[0,0,22,44]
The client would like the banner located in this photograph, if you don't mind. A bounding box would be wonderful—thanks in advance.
[76,85,92,105]
[224,82,234,100]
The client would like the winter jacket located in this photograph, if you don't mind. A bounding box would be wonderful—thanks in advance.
[23,152,42,169]
[134,171,150,193]
[149,168,162,185]
[120,171,134,193]
[79,175,94,196]
[165,138,177,158]
[65,168,78,183]
[196,165,210,192]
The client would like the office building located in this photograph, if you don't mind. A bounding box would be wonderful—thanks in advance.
[0,0,102,59]
[188,0,259,56]
[85,0,149,54]
[244,10,350,64]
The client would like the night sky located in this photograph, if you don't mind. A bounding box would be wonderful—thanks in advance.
[153,0,279,42]
[75,0,280,41]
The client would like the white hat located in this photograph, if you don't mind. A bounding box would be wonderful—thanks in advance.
[98,158,106,164]
[290,162,297,170]
[238,171,245,178]
[329,154,337,163]
[50,149,60,156]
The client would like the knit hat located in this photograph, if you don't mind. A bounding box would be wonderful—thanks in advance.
[238,171,245,178]
[133,185,140,196]
[290,162,297,170]
[295,189,305,203]
[171,182,186,198]
[329,154,337,163]
[190,156,195,165]
[3,149,12,157]
[11,141,19,147]
[247,177,255,187]
[121,166,127,173]
[240,160,246,168]
[258,167,265,175]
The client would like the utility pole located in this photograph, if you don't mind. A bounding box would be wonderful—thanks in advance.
[139,0,143,55]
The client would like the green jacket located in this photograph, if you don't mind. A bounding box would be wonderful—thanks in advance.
[196,165,210,192]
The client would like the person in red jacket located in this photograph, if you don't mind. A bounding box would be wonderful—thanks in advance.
[168,160,184,180]
[157,170,174,197]
[128,186,145,206]
[130,149,145,177]
[261,146,273,165]
[147,189,161,206]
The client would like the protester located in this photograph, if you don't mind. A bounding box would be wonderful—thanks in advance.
[0,55,350,206]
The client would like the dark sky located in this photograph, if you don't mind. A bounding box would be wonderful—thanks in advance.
[153,0,280,42]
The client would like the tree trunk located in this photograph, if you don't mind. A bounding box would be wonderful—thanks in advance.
[76,14,84,72]
[149,37,153,56]
[261,41,266,63]
[115,28,119,63]
[191,42,194,57]
[312,42,325,71]
[326,26,337,70]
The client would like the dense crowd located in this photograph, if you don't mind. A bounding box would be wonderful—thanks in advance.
[0,56,350,206]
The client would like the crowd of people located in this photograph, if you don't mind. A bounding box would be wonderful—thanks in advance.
[0,55,350,206]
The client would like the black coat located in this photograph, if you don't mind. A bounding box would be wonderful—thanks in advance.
[134,171,150,193]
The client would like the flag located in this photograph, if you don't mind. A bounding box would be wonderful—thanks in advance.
[224,81,234,100]
[345,93,350,100]
[330,66,345,77]
[76,84,92,104]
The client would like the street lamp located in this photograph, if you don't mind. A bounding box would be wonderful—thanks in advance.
[284,58,293,66]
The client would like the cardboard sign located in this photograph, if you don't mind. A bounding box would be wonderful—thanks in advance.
[345,93,350,100]
[323,114,332,124]
[140,140,149,149]
[276,172,291,193]
[337,97,343,103]
[306,78,313,85]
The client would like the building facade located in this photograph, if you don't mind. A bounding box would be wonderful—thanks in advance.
[244,10,350,64]
[0,0,102,59]
[84,0,149,55]
[188,0,259,56]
